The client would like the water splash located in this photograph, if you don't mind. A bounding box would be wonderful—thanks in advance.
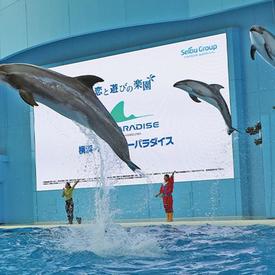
[58,125,163,257]
[59,224,163,257]
[207,180,219,218]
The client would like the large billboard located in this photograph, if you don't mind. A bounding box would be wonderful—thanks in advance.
[34,32,234,191]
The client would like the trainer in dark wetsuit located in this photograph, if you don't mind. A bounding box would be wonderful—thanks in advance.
[155,171,176,222]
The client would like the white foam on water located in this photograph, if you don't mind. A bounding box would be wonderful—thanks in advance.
[57,125,163,257]
[60,223,163,257]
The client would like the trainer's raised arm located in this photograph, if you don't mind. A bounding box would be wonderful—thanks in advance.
[72,179,80,189]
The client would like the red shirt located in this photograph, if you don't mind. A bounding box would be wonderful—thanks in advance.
[160,175,174,196]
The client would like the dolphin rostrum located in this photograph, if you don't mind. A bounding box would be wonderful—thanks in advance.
[0,63,140,171]
[250,25,275,67]
[173,79,236,135]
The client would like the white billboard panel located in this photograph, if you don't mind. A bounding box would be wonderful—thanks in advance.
[34,33,234,190]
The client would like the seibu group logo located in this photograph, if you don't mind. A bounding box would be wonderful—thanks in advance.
[181,43,218,57]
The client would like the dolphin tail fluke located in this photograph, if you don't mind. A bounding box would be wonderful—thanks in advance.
[127,160,141,171]
[228,127,239,135]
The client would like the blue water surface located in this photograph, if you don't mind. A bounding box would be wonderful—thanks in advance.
[0,224,275,274]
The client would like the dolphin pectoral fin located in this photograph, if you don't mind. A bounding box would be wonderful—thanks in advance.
[74,75,104,88]
[19,90,39,107]
[264,43,273,60]
[250,45,256,60]
[189,94,201,103]
[209,84,224,92]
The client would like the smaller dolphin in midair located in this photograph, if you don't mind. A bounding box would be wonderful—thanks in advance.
[173,79,236,135]
[0,63,140,172]
[250,25,275,67]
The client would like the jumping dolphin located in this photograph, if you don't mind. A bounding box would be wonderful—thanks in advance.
[173,79,236,135]
[0,63,140,171]
[250,25,275,67]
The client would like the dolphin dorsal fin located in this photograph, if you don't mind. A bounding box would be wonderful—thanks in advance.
[74,75,104,88]
[19,90,39,107]
[209,84,224,92]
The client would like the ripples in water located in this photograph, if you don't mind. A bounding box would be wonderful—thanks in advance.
[0,224,275,274]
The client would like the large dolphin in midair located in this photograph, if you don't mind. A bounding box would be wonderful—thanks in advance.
[0,63,140,171]
[250,25,275,67]
[173,79,236,135]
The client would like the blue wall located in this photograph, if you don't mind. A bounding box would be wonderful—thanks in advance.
[0,0,274,223]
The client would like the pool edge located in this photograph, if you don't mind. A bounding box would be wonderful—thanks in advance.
[1,218,275,229]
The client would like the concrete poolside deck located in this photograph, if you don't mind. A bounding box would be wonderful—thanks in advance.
[1,218,275,229]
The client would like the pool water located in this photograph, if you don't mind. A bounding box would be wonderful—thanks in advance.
[1,224,275,274]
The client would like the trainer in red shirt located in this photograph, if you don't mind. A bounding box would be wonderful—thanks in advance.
[156,171,176,222]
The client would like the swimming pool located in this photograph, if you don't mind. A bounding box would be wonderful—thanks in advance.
[1,223,274,274]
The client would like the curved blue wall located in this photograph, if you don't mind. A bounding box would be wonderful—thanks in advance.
[0,0,266,60]
[0,0,273,223]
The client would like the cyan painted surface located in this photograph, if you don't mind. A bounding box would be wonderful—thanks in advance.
[188,0,267,16]
[0,155,7,223]
[0,0,268,58]
[0,0,274,223]
[0,86,35,223]
[36,180,236,222]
